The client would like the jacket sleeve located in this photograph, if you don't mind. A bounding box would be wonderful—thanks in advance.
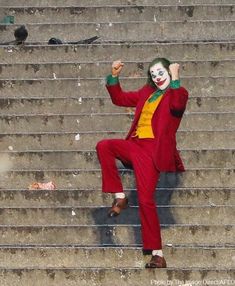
[105,74,142,107]
[169,80,189,117]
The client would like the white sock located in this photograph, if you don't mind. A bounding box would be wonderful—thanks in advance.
[152,250,163,257]
[115,192,126,199]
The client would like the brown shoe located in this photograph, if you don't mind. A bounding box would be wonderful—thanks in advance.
[108,197,128,217]
[145,255,167,268]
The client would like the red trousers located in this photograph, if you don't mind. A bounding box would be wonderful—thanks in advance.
[96,137,162,250]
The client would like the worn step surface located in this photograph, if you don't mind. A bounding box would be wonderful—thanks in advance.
[0,246,234,268]
[1,0,235,6]
[1,77,234,98]
[0,224,233,245]
[0,206,234,225]
[0,168,234,189]
[1,60,234,79]
[3,5,235,24]
[1,43,235,64]
[0,188,234,207]
[1,21,235,43]
[3,149,235,169]
[0,96,235,114]
[0,112,234,132]
[0,131,234,150]
[0,267,234,286]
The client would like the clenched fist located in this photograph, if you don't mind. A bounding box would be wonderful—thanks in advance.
[169,63,180,80]
[112,60,124,77]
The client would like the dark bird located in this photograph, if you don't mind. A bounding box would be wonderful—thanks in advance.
[48,38,63,45]
[14,25,28,44]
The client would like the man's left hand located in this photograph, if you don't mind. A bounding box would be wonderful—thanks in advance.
[169,63,180,80]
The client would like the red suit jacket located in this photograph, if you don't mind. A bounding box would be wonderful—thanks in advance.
[106,81,189,172]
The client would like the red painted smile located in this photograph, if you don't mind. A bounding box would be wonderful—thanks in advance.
[156,78,166,86]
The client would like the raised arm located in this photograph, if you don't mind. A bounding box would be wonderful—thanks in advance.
[168,63,189,117]
[105,60,141,107]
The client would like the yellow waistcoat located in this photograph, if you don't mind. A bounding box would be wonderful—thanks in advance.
[134,93,163,138]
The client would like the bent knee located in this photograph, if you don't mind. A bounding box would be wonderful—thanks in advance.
[96,139,110,153]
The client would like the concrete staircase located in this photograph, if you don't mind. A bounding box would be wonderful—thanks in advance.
[0,1,234,285]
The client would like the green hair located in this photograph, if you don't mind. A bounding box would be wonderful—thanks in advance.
[147,57,171,87]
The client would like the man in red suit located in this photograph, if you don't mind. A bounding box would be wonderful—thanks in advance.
[96,58,189,268]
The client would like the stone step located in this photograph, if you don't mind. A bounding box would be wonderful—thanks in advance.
[1,21,235,43]
[0,246,234,268]
[0,188,234,207]
[0,205,234,225]
[0,168,234,189]
[1,60,234,79]
[0,77,233,98]
[0,96,235,114]
[0,112,233,133]
[0,0,234,7]
[0,267,234,286]
[4,149,235,169]
[1,43,234,64]
[0,224,233,245]
[3,5,235,24]
[6,268,235,286]
[0,131,234,150]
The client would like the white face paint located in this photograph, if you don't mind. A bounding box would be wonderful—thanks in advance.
[150,62,171,90]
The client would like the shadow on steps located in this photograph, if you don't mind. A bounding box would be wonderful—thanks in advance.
[92,172,181,247]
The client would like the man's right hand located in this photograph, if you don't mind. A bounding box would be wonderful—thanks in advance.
[112,60,124,77]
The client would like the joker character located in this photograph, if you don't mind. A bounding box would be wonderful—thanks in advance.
[96,58,188,268]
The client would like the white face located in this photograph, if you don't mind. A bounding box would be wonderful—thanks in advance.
[150,62,171,90]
